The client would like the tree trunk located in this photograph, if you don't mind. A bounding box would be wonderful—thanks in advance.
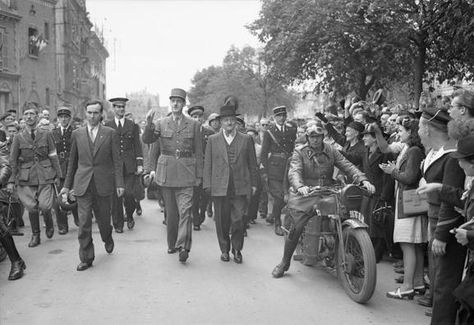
[357,74,376,100]
[413,41,426,110]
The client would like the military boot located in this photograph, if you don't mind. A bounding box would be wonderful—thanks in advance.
[0,233,26,280]
[43,210,54,239]
[272,238,299,278]
[28,211,41,247]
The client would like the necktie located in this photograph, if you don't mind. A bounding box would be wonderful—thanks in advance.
[118,120,122,130]
[90,128,96,142]
[30,129,35,140]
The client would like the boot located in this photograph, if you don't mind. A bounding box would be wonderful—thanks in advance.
[43,210,54,239]
[0,233,26,280]
[73,208,79,227]
[8,218,23,236]
[272,238,299,278]
[274,221,284,236]
[28,211,41,247]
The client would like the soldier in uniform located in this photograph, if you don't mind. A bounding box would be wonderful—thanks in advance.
[260,106,297,236]
[142,88,203,263]
[52,106,78,234]
[7,103,62,247]
[188,105,214,231]
[105,97,144,233]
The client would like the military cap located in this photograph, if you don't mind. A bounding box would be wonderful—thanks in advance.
[347,121,365,133]
[236,116,245,127]
[272,106,287,116]
[109,97,129,105]
[246,126,258,135]
[169,88,187,101]
[57,106,72,117]
[0,113,12,122]
[208,113,220,122]
[188,106,204,117]
[452,135,474,160]
[6,109,16,114]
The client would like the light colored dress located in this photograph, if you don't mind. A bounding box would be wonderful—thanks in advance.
[393,145,428,244]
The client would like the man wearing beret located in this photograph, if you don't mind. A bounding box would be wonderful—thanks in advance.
[188,105,214,231]
[52,106,79,234]
[203,105,258,263]
[105,97,144,233]
[143,88,203,263]
[260,106,297,236]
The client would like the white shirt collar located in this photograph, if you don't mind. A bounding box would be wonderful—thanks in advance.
[115,117,125,126]
[423,146,456,173]
[223,129,237,145]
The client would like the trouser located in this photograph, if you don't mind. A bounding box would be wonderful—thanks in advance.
[0,213,21,263]
[258,170,268,217]
[112,174,137,230]
[247,175,262,222]
[76,181,113,264]
[161,187,193,251]
[431,235,467,325]
[268,178,285,226]
[192,184,209,226]
[279,209,313,267]
[55,178,78,231]
[213,195,247,253]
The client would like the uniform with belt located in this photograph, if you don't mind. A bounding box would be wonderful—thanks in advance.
[105,113,143,232]
[260,106,296,235]
[52,109,78,234]
[142,88,203,262]
[9,112,62,247]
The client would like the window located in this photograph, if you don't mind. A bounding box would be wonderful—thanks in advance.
[28,27,39,57]
[44,22,49,41]
[0,28,4,71]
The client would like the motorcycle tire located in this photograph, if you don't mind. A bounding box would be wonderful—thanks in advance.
[336,227,377,304]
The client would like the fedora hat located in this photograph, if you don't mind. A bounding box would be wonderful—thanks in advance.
[219,105,240,118]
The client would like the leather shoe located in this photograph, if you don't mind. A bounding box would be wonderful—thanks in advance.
[45,227,54,239]
[179,249,189,263]
[417,295,433,307]
[76,262,92,271]
[8,259,26,280]
[265,217,274,225]
[127,218,135,230]
[193,225,201,231]
[272,262,289,278]
[105,238,114,254]
[167,248,178,254]
[136,207,142,216]
[115,228,123,234]
[233,250,242,264]
[220,252,230,262]
[425,308,432,317]
[28,234,40,247]
[274,226,284,236]
[58,228,68,235]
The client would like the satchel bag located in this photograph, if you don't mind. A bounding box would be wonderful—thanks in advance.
[400,189,428,219]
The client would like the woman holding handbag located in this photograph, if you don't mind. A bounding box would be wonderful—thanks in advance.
[380,117,427,299]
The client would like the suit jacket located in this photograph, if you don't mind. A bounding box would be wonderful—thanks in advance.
[362,147,391,198]
[64,125,124,197]
[105,118,143,175]
[142,115,203,187]
[203,131,258,197]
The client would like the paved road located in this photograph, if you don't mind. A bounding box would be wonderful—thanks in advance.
[1,198,429,325]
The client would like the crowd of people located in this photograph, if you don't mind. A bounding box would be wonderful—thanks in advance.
[1,87,474,324]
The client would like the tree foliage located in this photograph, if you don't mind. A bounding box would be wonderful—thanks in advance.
[188,46,298,118]
[250,0,474,105]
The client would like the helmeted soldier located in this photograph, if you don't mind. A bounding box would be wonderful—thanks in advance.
[188,105,215,230]
[260,106,297,236]
[7,103,62,247]
[105,97,144,232]
[143,88,203,263]
[52,106,78,234]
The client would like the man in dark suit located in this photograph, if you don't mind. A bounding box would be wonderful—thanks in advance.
[142,88,202,263]
[105,97,143,232]
[203,105,258,263]
[260,106,297,236]
[51,106,78,234]
[61,100,124,271]
[188,105,214,231]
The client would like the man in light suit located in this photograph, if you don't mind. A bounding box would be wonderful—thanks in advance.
[143,88,202,263]
[61,100,124,271]
[203,105,258,263]
[105,97,143,232]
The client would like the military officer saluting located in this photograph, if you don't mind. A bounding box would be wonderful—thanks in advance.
[105,97,144,233]
[8,103,62,247]
[188,105,215,231]
[52,106,78,234]
[260,106,297,236]
[143,88,203,263]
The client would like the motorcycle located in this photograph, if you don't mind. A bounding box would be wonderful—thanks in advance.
[284,184,377,304]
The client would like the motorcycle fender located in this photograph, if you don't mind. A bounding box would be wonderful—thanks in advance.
[342,219,369,229]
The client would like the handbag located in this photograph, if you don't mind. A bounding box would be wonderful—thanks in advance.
[400,189,428,218]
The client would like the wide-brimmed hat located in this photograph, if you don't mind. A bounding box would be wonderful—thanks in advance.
[169,88,187,101]
[219,105,240,118]
[347,121,365,133]
[452,135,474,160]
[421,106,451,127]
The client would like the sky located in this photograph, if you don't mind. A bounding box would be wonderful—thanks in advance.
[87,0,262,104]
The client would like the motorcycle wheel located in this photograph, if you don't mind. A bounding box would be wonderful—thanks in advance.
[336,227,377,304]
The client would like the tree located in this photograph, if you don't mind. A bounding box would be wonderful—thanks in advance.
[188,46,297,119]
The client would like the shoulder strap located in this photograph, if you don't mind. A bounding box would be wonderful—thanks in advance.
[267,130,289,155]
